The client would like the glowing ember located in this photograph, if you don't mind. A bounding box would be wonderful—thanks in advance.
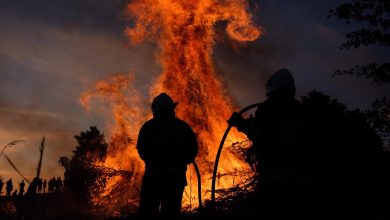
[81,0,262,215]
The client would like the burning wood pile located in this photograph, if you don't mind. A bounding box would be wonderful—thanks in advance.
[78,0,262,216]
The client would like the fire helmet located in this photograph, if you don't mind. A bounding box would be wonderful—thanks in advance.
[266,68,296,95]
[151,93,178,113]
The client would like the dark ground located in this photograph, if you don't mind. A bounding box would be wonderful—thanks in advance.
[1,190,389,220]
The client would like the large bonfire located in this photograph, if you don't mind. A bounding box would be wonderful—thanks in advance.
[81,0,262,215]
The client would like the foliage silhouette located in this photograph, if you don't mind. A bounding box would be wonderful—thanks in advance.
[213,90,390,219]
[329,0,389,85]
[329,0,390,148]
[59,126,108,204]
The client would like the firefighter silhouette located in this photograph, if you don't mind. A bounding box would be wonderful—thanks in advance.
[137,93,198,219]
[228,69,311,218]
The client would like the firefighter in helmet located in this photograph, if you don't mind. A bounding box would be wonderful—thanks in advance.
[137,93,198,219]
[228,69,310,218]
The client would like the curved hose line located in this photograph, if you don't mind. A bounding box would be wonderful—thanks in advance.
[191,161,203,210]
[211,103,261,206]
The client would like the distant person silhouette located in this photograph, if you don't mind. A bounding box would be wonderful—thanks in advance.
[49,177,56,192]
[48,178,53,192]
[12,190,18,197]
[6,179,13,197]
[228,69,310,218]
[38,178,43,193]
[0,178,3,195]
[19,180,25,196]
[43,179,47,193]
[26,177,39,196]
[55,177,63,192]
[137,93,198,219]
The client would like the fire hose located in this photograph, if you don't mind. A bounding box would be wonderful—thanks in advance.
[211,103,261,206]
[191,161,202,210]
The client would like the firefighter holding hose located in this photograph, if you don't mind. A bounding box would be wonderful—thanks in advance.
[137,93,198,219]
[228,69,311,218]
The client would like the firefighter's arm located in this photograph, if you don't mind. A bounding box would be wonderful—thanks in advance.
[228,112,256,139]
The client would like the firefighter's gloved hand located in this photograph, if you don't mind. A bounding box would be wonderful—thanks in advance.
[227,112,244,128]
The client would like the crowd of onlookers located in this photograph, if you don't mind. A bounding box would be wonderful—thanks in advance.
[0,177,63,197]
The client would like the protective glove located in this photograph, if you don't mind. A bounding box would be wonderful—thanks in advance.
[227,112,244,128]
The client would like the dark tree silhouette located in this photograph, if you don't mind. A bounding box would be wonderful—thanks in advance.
[204,91,390,219]
[328,0,389,84]
[301,90,390,217]
[58,156,70,169]
[329,0,390,148]
[328,0,389,85]
[364,96,390,147]
[328,0,389,49]
[60,126,108,203]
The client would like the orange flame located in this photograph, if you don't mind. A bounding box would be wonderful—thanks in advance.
[81,0,262,215]
[80,73,146,214]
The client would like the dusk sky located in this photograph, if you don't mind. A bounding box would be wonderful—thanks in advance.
[0,0,389,182]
